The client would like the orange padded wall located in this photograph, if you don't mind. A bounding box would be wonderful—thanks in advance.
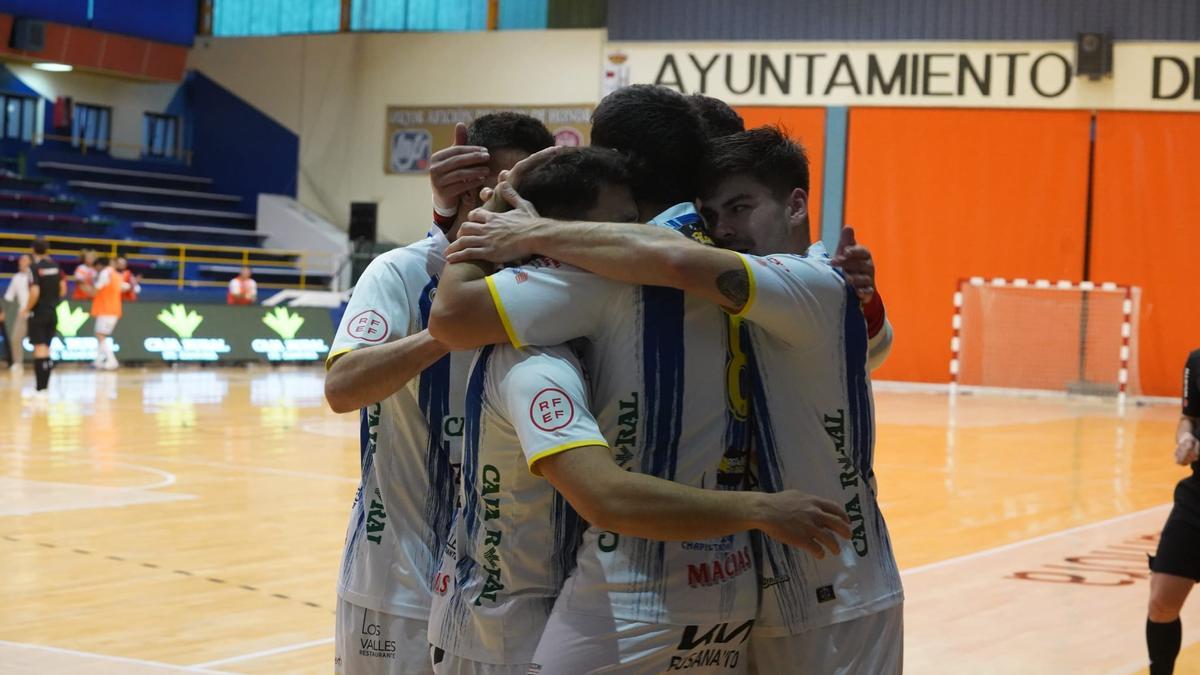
[1091,111,1200,397]
[844,108,1092,384]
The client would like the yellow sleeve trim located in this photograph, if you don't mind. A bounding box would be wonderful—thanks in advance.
[485,274,526,350]
[730,253,758,318]
[325,346,356,370]
[527,439,608,477]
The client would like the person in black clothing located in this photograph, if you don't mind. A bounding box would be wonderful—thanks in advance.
[1146,349,1200,674]
[23,239,65,396]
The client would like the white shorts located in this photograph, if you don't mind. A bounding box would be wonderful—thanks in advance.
[93,315,118,335]
[430,647,531,675]
[529,610,752,675]
[748,604,903,675]
[335,598,434,675]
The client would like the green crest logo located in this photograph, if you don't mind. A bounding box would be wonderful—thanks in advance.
[157,304,204,338]
[55,301,89,337]
[262,306,305,340]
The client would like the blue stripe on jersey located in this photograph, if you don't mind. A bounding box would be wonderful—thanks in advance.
[640,286,686,479]
[419,275,456,581]
[456,344,494,590]
[840,281,873,482]
[627,286,687,620]
[745,331,809,628]
[341,404,375,584]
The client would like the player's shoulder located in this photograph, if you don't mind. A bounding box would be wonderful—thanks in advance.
[745,248,843,283]
[499,256,624,290]
[360,237,442,282]
[488,344,584,401]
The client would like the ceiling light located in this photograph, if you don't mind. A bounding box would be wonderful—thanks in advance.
[32,62,73,72]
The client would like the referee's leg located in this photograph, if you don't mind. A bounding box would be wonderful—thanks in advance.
[1147,572,1194,675]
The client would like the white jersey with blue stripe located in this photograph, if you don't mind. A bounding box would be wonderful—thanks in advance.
[429,344,605,664]
[483,205,757,626]
[736,243,903,636]
[328,227,470,619]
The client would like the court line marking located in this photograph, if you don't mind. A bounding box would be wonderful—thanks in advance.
[901,503,1172,576]
[0,451,177,490]
[188,636,334,668]
[0,640,231,673]
[0,443,357,485]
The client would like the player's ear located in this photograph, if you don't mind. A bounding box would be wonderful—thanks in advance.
[786,187,809,225]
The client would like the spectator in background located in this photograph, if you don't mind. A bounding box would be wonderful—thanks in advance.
[227,267,257,305]
[90,256,127,371]
[115,257,141,302]
[3,254,33,372]
[72,249,97,300]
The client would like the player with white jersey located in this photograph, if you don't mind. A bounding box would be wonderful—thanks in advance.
[429,147,850,675]
[447,125,899,673]
[431,86,755,673]
[324,114,555,675]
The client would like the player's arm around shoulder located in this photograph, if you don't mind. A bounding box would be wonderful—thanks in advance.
[450,213,751,312]
[426,258,509,351]
[324,251,448,413]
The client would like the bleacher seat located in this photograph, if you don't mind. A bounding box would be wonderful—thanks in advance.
[68,180,242,207]
[38,161,213,189]
[198,263,330,287]
[0,210,110,235]
[0,170,49,190]
[133,221,268,247]
[99,201,255,227]
[0,190,76,212]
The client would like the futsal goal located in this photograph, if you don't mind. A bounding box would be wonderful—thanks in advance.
[949,277,1141,403]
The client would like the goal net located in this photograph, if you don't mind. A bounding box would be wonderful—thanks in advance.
[950,278,1141,399]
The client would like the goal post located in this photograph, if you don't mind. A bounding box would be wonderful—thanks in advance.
[949,277,1141,403]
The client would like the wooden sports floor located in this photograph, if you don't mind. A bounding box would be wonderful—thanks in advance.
[1,366,1198,674]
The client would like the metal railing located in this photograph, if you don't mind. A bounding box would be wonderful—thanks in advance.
[0,232,338,291]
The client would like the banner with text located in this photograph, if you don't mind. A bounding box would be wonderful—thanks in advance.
[604,41,1200,110]
[385,105,594,174]
[22,300,335,364]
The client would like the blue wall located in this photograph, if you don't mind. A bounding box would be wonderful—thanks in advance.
[0,0,196,46]
[174,71,299,205]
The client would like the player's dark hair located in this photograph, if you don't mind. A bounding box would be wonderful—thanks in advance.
[515,147,630,220]
[591,84,707,208]
[31,238,48,255]
[701,126,809,199]
[95,256,110,267]
[688,94,745,139]
[467,112,555,155]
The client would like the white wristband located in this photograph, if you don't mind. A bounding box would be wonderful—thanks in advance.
[433,200,458,218]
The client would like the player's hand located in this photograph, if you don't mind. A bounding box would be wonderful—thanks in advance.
[448,183,542,264]
[756,490,852,560]
[1175,435,1200,466]
[831,226,875,304]
[479,145,565,211]
[429,122,490,212]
